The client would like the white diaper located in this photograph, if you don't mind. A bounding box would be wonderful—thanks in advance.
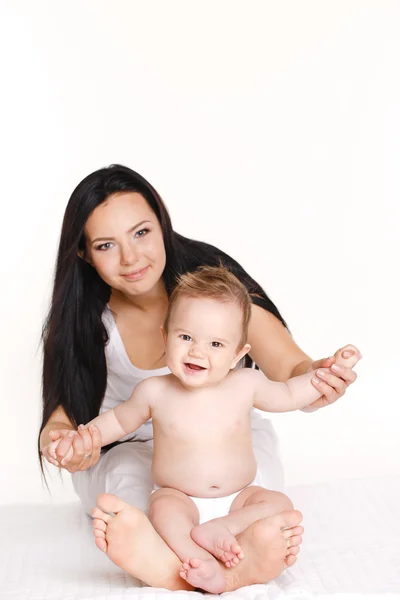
[153,469,263,525]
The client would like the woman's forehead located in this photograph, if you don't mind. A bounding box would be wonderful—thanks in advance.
[85,192,156,236]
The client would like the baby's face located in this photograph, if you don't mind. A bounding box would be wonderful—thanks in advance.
[164,296,250,389]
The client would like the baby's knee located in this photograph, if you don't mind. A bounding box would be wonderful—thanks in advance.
[276,491,294,511]
[267,490,294,511]
[148,488,193,521]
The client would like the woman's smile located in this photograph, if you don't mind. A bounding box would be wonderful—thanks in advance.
[121,265,150,281]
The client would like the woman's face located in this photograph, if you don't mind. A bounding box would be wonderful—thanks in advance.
[84,192,167,297]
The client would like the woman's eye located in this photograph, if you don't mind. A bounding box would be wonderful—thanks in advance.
[96,242,113,251]
[180,334,192,341]
[135,228,149,238]
[211,342,222,348]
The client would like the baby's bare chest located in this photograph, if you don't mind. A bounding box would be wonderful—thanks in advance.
[152,388,253,442]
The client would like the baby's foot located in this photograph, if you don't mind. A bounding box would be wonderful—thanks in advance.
[191,521,243,567]
[180,557,226,594]
[92,494,191,591]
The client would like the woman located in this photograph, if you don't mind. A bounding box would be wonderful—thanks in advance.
[39,164,358,592]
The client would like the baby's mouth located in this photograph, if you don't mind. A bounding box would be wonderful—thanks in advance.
[184,363,206,371]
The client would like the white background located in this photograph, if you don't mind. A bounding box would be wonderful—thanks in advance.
[0,1,399,505]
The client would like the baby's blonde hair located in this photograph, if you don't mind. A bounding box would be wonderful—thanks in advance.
[164,265,251,347]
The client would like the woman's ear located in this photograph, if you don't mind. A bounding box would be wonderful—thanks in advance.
[78,249,92,265]
[230,343,251,370]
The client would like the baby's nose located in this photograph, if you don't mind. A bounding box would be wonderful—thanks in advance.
[189,345,204,357]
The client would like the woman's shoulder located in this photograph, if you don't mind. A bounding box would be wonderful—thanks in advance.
[102,305,116,334]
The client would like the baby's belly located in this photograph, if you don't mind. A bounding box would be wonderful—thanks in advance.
[152,441,257,498]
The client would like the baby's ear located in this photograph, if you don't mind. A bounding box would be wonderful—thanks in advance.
[230,343,251,369]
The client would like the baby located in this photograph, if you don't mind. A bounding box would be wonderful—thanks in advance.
[50,266,360,593]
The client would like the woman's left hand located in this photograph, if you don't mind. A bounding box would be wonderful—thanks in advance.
[301,346,361,412]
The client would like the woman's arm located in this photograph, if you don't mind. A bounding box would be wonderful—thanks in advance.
[248,305,312,381]
[248,304,359,410]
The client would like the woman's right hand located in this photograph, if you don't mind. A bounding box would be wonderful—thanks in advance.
[41,425,102,472]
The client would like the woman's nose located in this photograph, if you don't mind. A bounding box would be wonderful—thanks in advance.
[120,243,137,266]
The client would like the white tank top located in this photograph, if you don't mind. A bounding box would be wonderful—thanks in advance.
[101,307,170,442]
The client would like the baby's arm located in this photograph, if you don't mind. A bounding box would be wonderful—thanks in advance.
[86,377,155,446]
[253,344,360,413]
[46,378,156,463]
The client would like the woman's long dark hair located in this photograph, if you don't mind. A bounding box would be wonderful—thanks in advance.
[39,164,287,468]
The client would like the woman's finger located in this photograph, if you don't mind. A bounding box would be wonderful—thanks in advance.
[62,433,85,466]
[88,425,102,467]
[49,428,75,441]
[62,445,74,464]
[56,426,101,472]
[314,369,347,396]
[77,424,93,459]
[310,356,335,370]
[55,432,76,461]
[310,377,341,406]
[330,364,358,384]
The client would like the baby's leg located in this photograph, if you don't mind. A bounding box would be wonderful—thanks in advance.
[191,487,295,567]
[148,488,226,594]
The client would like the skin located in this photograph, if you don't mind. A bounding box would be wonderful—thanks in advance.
[40,191,361,590]
[49,296,359,593]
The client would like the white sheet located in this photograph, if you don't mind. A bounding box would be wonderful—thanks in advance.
[2,475,400,599]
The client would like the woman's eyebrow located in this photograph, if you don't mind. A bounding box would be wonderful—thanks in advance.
[91,220,151,244]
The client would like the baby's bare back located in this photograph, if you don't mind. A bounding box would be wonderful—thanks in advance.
[150,371,256,498]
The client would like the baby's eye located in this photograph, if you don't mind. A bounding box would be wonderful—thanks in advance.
[135,228,149,238]
[211,341,223,348]
[96,242,114,251]
[180,334,192,342]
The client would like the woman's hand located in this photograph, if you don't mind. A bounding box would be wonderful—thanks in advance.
[302,345,362,412]
[41,425,102,472]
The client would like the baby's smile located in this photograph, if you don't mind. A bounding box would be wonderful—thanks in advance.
[183,362,208,374]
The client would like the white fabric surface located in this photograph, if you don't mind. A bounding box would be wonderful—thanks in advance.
[2,475,400,599]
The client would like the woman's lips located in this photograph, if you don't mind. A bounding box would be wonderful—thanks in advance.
[122,266,149,281]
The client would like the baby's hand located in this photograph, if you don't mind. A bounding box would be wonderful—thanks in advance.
[47,437,62,461]
[333,344,361,370]
[305,344,361,412]
[48,430,77,465]
[45,425,102,472]
[41,429,75,467]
